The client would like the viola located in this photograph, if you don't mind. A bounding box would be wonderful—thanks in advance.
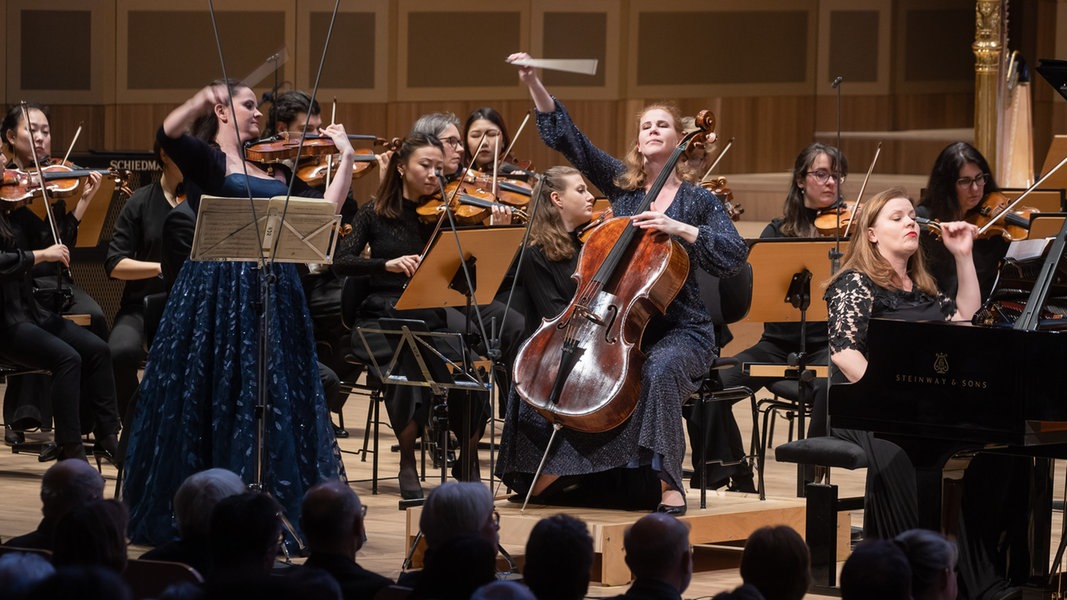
[966,191,1038,241]
[416,180,527,225]
[513,109,714,433]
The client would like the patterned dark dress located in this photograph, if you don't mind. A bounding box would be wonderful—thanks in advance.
[496,99,747,499]
[824,269,953,539]
[123,132,344,547]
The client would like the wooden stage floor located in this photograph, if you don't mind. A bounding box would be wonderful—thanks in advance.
[0,362,1062,599]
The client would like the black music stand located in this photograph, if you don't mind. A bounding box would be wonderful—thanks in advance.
[743,239,837,493]
[191,194,342,557]
[395,225,525,485]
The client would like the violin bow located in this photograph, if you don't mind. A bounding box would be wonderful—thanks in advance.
[701,136,734,183]
[60,122,83,166]
[976,154,1067,237]
[842,141,882,238]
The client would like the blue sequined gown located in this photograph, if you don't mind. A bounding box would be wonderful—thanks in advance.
[497,99,748,497]
[124,132,344,547]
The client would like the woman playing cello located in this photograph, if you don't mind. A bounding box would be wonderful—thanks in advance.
[505,53,747,514]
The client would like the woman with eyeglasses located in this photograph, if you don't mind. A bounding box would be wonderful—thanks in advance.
[918,142,1006,300]
[701,143,849,494]
[410,112,466,181]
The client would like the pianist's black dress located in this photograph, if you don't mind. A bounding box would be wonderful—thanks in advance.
[825,269,955,539]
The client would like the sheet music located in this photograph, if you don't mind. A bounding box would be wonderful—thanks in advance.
[192,195,341,263]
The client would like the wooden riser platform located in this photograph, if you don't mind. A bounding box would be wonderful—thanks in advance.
[406,492,850,586]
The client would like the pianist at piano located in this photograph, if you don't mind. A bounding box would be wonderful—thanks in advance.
[824,187,1032,600]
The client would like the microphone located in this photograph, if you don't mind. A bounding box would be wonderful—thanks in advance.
[831,76,844,88]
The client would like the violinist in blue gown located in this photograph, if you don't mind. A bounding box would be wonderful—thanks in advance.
[123,81,352,547]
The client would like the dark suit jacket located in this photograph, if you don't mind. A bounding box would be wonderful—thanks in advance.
[304,551,392,600]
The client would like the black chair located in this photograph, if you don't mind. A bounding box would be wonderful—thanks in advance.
[757,379,812,465]
[687,264,763,508]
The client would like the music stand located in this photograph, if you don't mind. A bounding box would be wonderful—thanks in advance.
[190,194,342,555]
[743,239,837,492]
[395,225,524,485]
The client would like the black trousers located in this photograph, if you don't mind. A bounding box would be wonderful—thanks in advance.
[0,315,120,445]
[109,308,145,421]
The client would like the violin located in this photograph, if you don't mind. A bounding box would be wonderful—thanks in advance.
[813,142,882,237]
[966,191,1038,241]
[244,132,377,164]
[462,169,532,208]
[0,163,132,208]
[415,180,528,225]
[576,207,613,243]
[700,176,743,221]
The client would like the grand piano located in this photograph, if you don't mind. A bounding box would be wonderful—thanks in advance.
[829,199,1067,593]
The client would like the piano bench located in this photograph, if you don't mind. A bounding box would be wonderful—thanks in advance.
[775,437,867,592]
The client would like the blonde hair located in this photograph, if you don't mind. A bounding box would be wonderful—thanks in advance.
[528,166,583,262]
[614,103,697,191]
[831,187,938,296]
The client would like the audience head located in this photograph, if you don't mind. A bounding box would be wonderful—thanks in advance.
[414,534,497,600]
[52,499,128,574]
[300,480,365,557]
[738,525,810,600]
[471,580,537,600]
[173,468,245,541]
[27,566,132,600]
[0,552,55,600]
[523,514,592,600]
[623,513,692,593]
[40,458,105,523]
[840,539,912,600]
[896,529,958,600]
[419,481,498,550]
[207,492,282,578]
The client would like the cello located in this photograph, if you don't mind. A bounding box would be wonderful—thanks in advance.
[513,110,716,434]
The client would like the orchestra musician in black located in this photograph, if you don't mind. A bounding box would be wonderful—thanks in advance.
[333,133,523,499]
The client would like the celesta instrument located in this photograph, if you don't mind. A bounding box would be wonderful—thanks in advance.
[513,109,715,434]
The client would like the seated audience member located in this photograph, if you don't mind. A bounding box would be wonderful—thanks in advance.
[411,534,497,600]
[140,468,246,575]
[52,499,128,574]
[895,529,958,600]
[840,540,912,600]
[726,525,810,600]
[4,459,104,550]
[27,566,133,600]
[523,514,593,600]
[399,482,500,587]
[472,580,537,600]
[205,493,283,586]
[0,552,55,600]
[300,481,392,599]
[609,513,693,600]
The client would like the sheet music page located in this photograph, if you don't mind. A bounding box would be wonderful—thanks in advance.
[1004,238,1050,261]
[192,196,340,263]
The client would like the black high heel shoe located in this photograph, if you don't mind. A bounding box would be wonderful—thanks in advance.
[92,433,119,470]
[398,465,423,500]
[656,502,688,516]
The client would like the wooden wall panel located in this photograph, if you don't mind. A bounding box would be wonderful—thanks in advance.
[298,0,390,103]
